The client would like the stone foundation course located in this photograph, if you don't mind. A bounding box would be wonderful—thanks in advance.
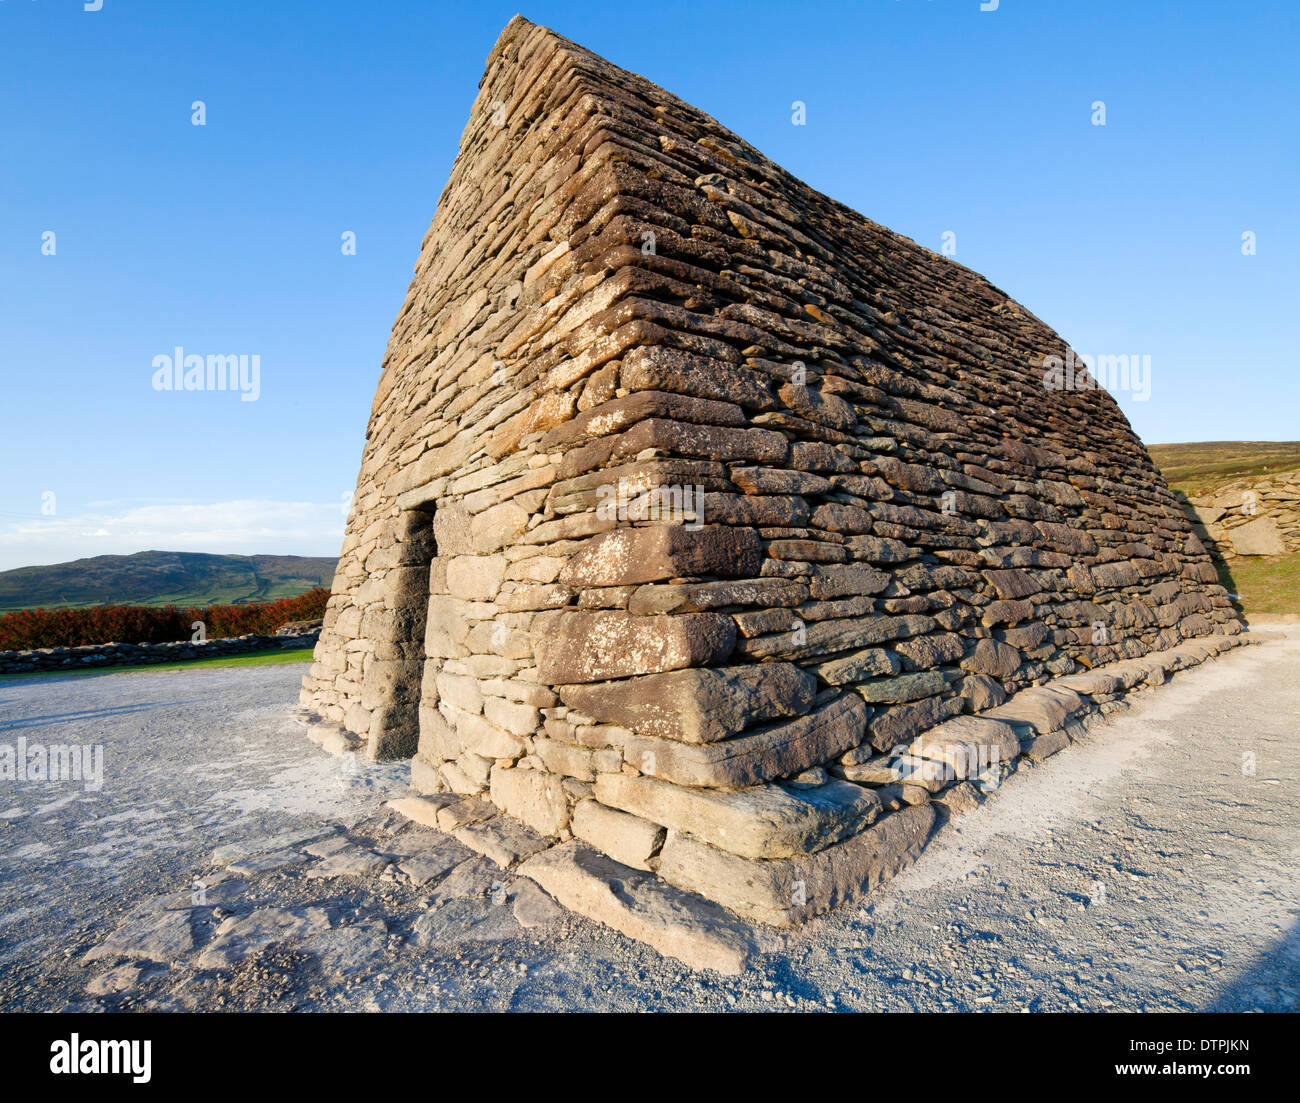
[308,629,1254,972]
[298,17,1247,961]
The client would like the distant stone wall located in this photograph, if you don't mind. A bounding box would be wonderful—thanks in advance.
[1181,470,1300,560]
[300,17,1245,926]
[1,629,320,675]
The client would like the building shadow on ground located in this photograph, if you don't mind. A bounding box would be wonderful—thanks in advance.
[0,700,194,733]
[1201,915,1300,1012]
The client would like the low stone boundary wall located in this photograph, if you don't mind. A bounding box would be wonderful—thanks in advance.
[1182,469,1300,559]
[0,629,320,674]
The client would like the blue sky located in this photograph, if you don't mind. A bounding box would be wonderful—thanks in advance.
[1,0,1295,571]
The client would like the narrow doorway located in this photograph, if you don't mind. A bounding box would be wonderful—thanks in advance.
[366,505,435,759]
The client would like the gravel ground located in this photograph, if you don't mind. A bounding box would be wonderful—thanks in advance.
[0,665,409,1008]
[1,631,1297,1012]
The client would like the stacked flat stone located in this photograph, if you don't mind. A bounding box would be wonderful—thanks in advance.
[0,629,319,675]
[299,17,1246,926]
[1183,469,1300,559]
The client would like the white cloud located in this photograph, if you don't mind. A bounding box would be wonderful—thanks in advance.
[0,499,345,571]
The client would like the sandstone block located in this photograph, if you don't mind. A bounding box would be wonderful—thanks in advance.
[808,565,889,599]
[1230,515,1286,556]
[435,797,496,832]
[657,803,937,925]
[867,695,963,752]
[594,772,879,859]
[908,715,1021,776]
[959,673,1007,712]
[1022,729,1070,760]
[893,632,966,670]
[984,686,1080,735]
[982,569,1040,600]
[736,613,918,662]
[490,766,571,837]
[457,712,525,759]
[483,695,540,736]
[620,346,775,411]
[471,501,529,553]
[452,816,551,868]
[853,670,948,705]
[559,525,761,587]
[436,672,483,714]
[533,737,595,781]
[813,648,901,685]
[960,638,1023,678]
[934,781,983,817]
[559,663,815,744]
[619,693,869,788]
[410,756,444,795]
[533,610,736,683]
[386,794,460,830]
[439,761,483,797]
[517,841,756,974]
[446,554,508,601]
[628,577,807,615]
[571,799,665,870]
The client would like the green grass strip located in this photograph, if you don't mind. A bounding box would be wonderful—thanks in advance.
[0,646,315,681]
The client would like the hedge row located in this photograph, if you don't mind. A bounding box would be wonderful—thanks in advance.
[0,588,330,650]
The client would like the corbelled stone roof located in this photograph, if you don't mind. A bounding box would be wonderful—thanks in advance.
[299,17,1245,952]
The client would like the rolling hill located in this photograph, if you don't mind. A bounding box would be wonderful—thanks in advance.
[0,551,338,611]
[1147,440,1300,497]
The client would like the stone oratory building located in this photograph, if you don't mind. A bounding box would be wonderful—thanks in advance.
[299,17,1245,960]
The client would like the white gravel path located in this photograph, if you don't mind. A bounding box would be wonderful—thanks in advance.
[1,630,1296,1012]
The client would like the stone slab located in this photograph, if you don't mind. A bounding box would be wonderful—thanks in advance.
[594,772,879,860]
[618,692,869,789]
[570,799,664,871]
[83,905,195,965]
[533,610,736,684]
[558,524,761,587]
[559,662,815,744]
[211,825,341,866]
[398,844,468,887]
[656,803,937,926]
[489,767,570,836]
[517,841,756,974]
[385,795,461,831]
[452,815,552,868]
[908,715,1022,776]
[195,907,332,970]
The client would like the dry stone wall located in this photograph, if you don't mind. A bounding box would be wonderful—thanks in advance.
[1,628,319,675]
[300,17,1245,926]
[1182,469,1300,560]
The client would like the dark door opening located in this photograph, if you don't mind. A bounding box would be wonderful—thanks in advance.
[365,505,436,759]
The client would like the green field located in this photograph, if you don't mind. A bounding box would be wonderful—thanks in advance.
[1148,441,1300,498]
[1212,555,1300,617]
[0,646,315,682]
